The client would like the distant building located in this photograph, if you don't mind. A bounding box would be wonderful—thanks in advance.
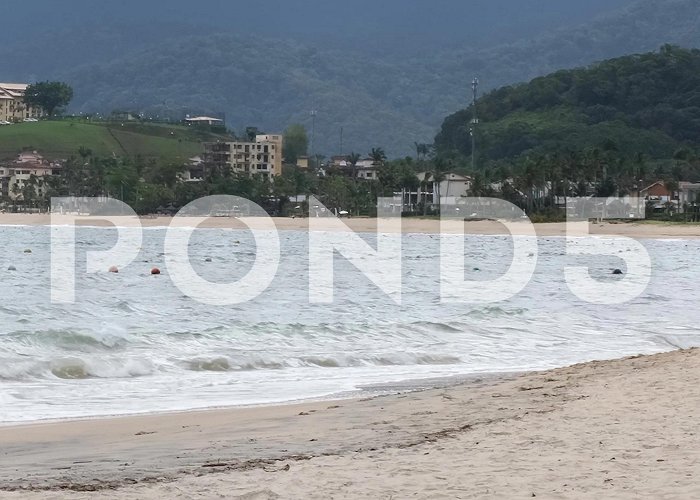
[639,180,700,213]
[330,156,379,179]
[679,182,700,208]
[415,172,473,205]
[356,166,378,180]
[641,181,673,212]
[331,156,375,170]
[296,156,309,169]
[202,134,283,178]
[0,151,61,200]
[185,116,224,126]
[180,156,205,182]
[0,83,44,122]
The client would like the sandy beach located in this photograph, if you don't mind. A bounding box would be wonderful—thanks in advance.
[0,348,698,499]
[1,214,698,498]
[1,212,700,238]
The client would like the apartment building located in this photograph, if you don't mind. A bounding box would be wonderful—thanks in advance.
[203,134,283,178]
[0,83,43,122]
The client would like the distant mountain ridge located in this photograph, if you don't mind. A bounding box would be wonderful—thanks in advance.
[2,0,698,156]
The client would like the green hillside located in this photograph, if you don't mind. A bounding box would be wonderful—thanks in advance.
[435,45,700,162]
[0,120,224,161]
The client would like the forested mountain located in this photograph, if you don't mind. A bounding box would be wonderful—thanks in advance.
[2,0,699,156]
[435,45,700,161]
[0,0,633,56]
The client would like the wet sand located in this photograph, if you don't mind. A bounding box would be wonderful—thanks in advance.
[1,349,699,498]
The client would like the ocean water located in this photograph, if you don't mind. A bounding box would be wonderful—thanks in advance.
[0,225,698,423]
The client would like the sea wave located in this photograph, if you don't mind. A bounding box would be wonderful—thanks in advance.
[0,356,154,381]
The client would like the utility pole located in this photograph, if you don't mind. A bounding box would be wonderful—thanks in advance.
[470,77,479,171]
[339,126,344,156]
[310,104,317,167]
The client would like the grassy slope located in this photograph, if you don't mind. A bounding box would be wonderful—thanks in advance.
[0,121,217,161]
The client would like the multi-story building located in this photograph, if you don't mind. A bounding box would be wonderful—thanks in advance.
[203,134,283,178]
[0,83,44,123]
[0,151,61,201]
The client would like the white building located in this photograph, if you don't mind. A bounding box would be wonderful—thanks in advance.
[0,83,44,122]
[202,134,283,178]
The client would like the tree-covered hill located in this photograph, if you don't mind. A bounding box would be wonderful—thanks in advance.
[435,46,700,162]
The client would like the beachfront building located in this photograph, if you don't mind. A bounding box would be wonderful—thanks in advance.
[0,151,61,201]
[641,180,675,213]
[638,180,700,214]
[202,134,283,178]
[679,182,700,208]
[0,83,44,123]
[392,172,474,213]
[414,172,473,206]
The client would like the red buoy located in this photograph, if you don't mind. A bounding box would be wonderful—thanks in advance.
[151,267,161,275]
[108,266,119,273]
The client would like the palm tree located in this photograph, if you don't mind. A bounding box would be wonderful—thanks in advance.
[369,148,387,167]
[348,152,361,183]
[414,142,430,162]
[10,182,21,211]
[420,172,433,216]
[428,158,450,213]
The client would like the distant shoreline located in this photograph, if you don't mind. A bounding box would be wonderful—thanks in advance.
[1,213,700,238]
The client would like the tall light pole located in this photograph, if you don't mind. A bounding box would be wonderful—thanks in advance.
[470,77,479,171]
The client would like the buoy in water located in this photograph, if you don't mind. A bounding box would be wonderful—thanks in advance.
[7,265,16,271]
[204,257,212,263]
[23,249,32,254]
[108,266,119,273]
[612,269,623,275]
[151,267,161,275]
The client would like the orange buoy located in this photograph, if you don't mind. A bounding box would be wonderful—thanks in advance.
[151,267,161,275]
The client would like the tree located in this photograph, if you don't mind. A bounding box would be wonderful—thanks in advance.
[429,158,450,212]
[24,81,73,117]
[414,142,430,162]
[664,178,680,214]
[245,126,261,142]
[370,148,387,166]
[283,124,308,164]
[348,152,361,183]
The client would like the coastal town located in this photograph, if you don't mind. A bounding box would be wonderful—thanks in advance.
[2,81,700,221]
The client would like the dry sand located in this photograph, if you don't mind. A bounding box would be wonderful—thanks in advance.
[2,212,700,238]
[1,348,699,499]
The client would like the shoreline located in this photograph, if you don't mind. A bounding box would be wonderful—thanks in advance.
[0,213,700,238]
[0,371,514,428]
[2,348,700,498]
